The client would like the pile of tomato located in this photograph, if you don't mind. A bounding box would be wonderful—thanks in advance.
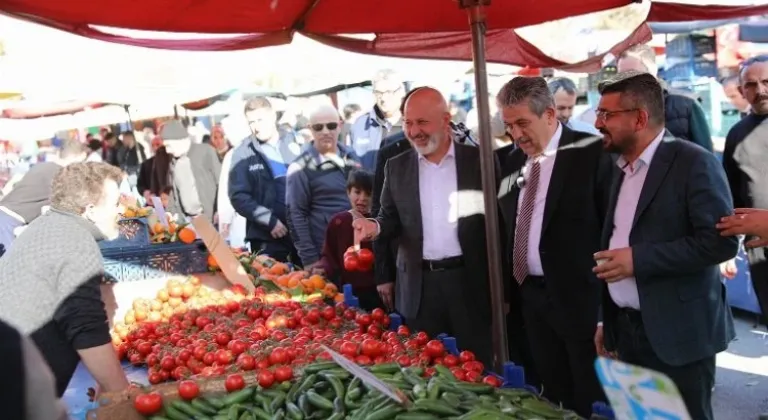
[117,295,501,388]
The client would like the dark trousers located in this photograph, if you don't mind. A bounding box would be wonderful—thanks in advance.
[0,211,23,258]
[747,258,768,328]
[406,267,492,367]
[520,277,604,418]
[506,297,541,388]
[354,288,385,312]
[249,237,299,264]
[614,309,716,420]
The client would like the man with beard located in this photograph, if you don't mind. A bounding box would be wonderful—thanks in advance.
[495,76,612,417]
[547,77,600,136]
[616,44,713,152]
[721,54,768,328]
[353,87,494,366]
[593,71,737,420]
[286,104,360,268]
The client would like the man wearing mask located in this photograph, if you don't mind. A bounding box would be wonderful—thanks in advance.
[0,139,86,255]
[0,162,131,397]
[286,104,360,268]
[229,97,301,262]
[616,44,714,152]
[593,71,736,420]
[548,77,601,136]
[721,55,768,328]
[349,69,405,170]
[160,120,221,223]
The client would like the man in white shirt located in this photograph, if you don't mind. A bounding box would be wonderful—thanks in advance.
[547,77,601,136]
[593,71,737,420]
[353,87,494,366]
[496,76,612,417]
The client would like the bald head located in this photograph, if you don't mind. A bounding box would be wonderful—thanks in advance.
[403,87,451,158]
[309,104,341,124]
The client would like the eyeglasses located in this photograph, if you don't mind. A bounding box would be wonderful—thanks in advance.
[595,108,638,121]
[373,86,403,98]
[311,122,339,132]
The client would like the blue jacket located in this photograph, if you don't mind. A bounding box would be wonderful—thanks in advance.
[228,132,300,242]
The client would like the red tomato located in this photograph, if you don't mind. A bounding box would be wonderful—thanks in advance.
[133,392,162,415]
[160,356,176,371]
[237,354,256,371]
[367,325,382,338]
[464,370,481,382]
[229,340,247,356]
[269,347,289,365]
[215,349,233,365]
[396,355,411,366]
[340,341,359,357]
[414,332,429,345]
[442,354,459,367]
[246,307,262,320]
[462,360,484,373]
[424,340,445,358]
[397,325,410,336]
[459,350,476,363]
[306,309,321,324]
[274,365,294,382]
[321,306,336,320]
[356,314,372,326]
[343,256,359,271]
[450,367,468,381]
[356,355,372,366]
[482,375,503,387]
[224,374,246,392]
[257,369,275,388]
[177,380,200,401]
[148,372,164,385]
[136,341,152,356]
[360,339,381,357]
[357,248,374,265]
[215,332,232,347]
[370,308,386,322]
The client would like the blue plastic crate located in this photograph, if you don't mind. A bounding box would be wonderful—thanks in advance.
[98,217,150,251]
[663,59,717,81]
[102,241,209,282]
[665,34,716,58]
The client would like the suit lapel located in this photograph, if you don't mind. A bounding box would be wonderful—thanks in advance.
[497,150,526,244]
[541,129,576,233]
[404,150,423,237]
[631,134,676,229]
[602,169,624,249]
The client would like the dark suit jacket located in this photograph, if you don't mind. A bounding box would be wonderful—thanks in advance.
[372,133,411,286]
[497,125,613,336]
[376,142,495,321]
[601,133,737,367]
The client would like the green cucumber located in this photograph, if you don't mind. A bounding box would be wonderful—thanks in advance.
[305,390,334,411]
[369,362,401,375]
[163,404,190,420]
[301,361,338,373]
[413,399,462,416]
[285,402,304,420]
[171,400,208,418]
[222,388,254,406]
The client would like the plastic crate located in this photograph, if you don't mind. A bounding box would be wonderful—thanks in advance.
[663,59,717,81]
[102,241,209,282]
[665,34,716,58]
[98,218,150,251]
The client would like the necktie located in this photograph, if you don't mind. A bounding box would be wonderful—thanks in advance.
[513,158,541,285]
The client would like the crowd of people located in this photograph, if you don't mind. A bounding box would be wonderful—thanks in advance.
[2,47,768,419]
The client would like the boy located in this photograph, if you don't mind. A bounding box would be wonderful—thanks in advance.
[315,170,383,311]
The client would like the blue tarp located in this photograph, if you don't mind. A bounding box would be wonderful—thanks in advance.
[649,19,752,34]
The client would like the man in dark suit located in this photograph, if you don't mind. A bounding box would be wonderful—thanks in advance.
[496,76,612,417]
[593,71,737,420]
[354,87,494,365]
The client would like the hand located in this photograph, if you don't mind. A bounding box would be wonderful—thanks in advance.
[720,258,738,280]
[593,248,634,283]
[142,190,152,202]
[352,218,379,244]
[717,208,768,247]
[271,220,288,239]
[221,223,230,239]
[377,282,394,311]
[311,266,325,276]
[594,325,616,359]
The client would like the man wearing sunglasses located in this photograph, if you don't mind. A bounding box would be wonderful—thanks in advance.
[286,104,360,268]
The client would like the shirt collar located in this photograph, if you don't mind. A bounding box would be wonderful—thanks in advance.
[526,122,562,162]
[616,129,664,172]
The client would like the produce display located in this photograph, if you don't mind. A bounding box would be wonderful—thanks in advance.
[130,360,580,419]
[102,254,580,419]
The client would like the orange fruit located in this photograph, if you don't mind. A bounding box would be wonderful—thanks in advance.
[153,222,165,234]
[334,293,345,303]
[309,275,326,290]
[286,277,300,289]
[123,208,136,218]
[268,263,289,275]
[177,227,196,244]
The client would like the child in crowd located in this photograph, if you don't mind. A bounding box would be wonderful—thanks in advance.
[315,170,383,311]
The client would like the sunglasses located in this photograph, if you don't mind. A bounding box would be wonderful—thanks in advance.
[311,122,339,132]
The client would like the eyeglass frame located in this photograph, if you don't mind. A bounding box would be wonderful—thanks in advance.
[595,108,639,121]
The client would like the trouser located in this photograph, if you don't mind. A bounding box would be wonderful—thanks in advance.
[520,276,605,418]
[0,210,23,257]
[249,237,299,264]
[352,287,385,312]
[747,257,768,328]
[614,308,716,420]
[406,266,492,368]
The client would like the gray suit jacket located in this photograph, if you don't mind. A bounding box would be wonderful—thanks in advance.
[376,142,495,321]
[601,132,737,366]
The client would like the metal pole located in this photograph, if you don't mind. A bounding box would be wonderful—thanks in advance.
[460,0,509,372]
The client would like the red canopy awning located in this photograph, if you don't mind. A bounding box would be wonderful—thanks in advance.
[1,101,104,119]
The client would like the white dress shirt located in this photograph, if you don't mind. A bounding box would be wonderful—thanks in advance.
[516,123,563,276]
[419,142,463,260]
[607,130,665,310]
